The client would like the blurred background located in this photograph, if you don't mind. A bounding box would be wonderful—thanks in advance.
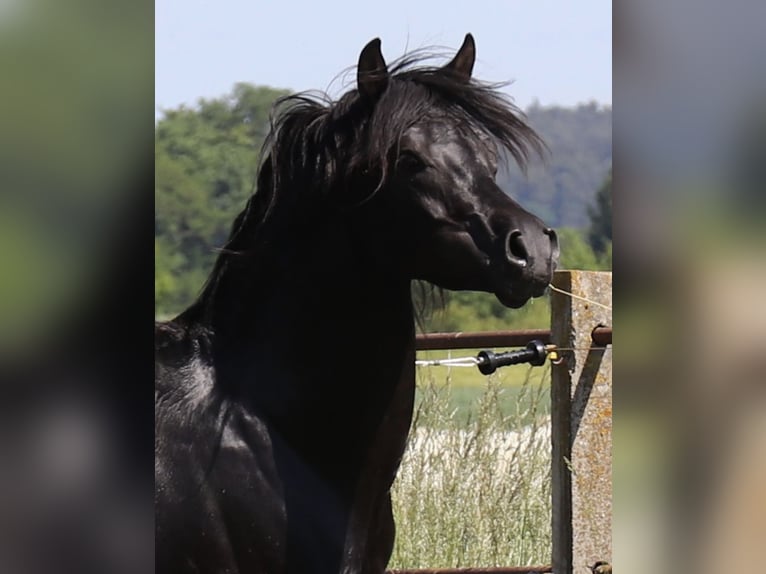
[1,0,764,572]
[0,0,152,357]
[614,1,766,573]
[0,1,153,573]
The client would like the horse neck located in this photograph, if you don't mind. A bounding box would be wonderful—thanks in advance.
[202,212,416,430]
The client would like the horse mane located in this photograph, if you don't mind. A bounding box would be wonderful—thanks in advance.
[186,50,546,319]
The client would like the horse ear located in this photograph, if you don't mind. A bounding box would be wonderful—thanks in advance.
[357,38,389,103]
[444,33,476,82]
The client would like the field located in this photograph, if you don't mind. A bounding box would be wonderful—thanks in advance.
[389,354,553,568]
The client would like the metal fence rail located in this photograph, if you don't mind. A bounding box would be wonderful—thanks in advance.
[415,327,611,350]
[387,567,552,574]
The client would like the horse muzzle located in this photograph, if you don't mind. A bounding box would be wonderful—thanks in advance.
[492,226,559,308]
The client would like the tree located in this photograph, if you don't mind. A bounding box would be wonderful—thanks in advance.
[557,227,601,270]
[497,103,612,229]
[154,84,290,316]
[587,167,612,255]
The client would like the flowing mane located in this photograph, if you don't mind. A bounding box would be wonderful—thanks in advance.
[259,53,546,201]
[192,51,546,316]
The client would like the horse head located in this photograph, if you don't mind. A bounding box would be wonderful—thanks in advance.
[351,34,559,308]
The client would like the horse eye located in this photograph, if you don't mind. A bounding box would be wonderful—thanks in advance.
[397,151,426,171]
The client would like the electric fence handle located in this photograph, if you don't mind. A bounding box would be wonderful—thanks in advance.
[476,340,548,375]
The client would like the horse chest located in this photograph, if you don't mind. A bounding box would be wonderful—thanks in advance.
[156,401,287,573]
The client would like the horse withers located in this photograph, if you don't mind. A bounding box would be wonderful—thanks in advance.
[155,34,558,573]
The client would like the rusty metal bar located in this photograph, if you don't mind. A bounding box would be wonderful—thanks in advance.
[590,326,612,347]
[416,329,551,350]
[387,567,552,574]
[416,327,611,351]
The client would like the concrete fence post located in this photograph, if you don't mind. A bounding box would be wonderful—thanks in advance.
[550,270,612,574]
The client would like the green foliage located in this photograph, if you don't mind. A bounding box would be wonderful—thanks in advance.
[423,291,551,333]
[154,84,290,316]
[557,227,609,271]
[599,240,613,270]
[587,167,612,254]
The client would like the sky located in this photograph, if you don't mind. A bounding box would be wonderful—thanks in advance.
[155,0,612,116]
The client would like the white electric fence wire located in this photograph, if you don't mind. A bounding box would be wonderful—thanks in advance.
[415,282,611,367]
[415,356,480,368]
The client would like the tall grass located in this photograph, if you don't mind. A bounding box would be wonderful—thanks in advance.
[390,365,552,568]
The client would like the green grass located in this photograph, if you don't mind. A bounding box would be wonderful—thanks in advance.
[390,363,552,568]
[441,384,551,428]
[414,349,551,427]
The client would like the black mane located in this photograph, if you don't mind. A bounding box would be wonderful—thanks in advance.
[239,52,543,240]
[189,51,545,321]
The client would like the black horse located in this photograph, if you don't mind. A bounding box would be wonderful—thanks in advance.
[155,34,559,574]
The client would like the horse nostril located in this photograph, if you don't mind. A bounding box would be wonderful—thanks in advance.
[506,230,528,267]
[545,228,560,260]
